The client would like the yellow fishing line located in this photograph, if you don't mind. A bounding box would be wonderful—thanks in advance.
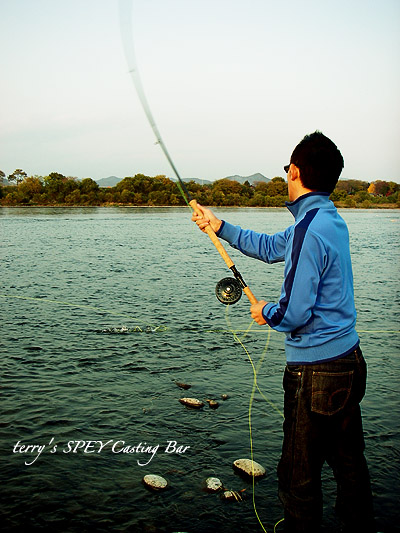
[4,290,392,531]
[2,294,397,336]
[219,327,400,335]
[0,293,164,330]
[223,306,399,533]
[357,330,400,333]
[225,309,284,419]
[273,518,285,532]
[225,305,285,533]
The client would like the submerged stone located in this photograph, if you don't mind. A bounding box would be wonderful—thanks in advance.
[233,458,266,478]
[175,382,191,390]
[179,398,204,409]
[204,477,223,492]
[221,490,245,502]
[24,346,43,351]
[143,474,168,491]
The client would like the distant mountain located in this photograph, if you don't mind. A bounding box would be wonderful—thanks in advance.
[170,175,269,185]
[96,173,269,187]
[185,177,212,185]
[171,177,212,185]
[223,173,270,185]
[96,176,121,187]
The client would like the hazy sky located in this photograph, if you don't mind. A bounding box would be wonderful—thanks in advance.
[1,0,399,183]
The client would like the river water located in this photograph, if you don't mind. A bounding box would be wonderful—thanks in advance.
[1,207,399,533]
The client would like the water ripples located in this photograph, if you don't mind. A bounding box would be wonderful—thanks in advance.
[1,207,399,532]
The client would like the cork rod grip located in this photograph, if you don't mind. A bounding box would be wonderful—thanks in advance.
[243,286,258,305]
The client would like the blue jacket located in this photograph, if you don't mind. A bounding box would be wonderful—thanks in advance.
[217,192,359,364]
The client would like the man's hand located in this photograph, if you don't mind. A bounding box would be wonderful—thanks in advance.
[250,300,268,325]
[191,204,222,234]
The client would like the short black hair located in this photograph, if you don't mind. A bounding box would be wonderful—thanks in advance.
[290,131,344,193]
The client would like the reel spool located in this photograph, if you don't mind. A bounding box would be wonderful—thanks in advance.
[215,277,242,305]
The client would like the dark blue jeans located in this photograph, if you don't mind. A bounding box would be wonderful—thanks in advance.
[278,347,375,533]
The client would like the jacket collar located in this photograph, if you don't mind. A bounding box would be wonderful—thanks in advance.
[285,191,331,220]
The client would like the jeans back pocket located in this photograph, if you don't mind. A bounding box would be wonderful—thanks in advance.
[311,370,354,415]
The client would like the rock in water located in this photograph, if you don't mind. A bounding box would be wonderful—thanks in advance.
[221,394,229,401]
[179,398,204,409]
[204,477,223,492]
[221,490,245,501]
[233,459,266,478]
[221,490,236,501]
[175,382,191,390]
[23,346,43,351]
[206,399,219,409]
[143,474,168,490]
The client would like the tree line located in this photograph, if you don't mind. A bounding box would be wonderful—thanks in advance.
[0,169,399,208]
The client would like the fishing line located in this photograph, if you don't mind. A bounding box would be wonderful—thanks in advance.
[0,293,165,331]
[225,307,284,418]
[3,290,396,531]
[223,308,399,532]
[225,305,284,532]
[3,293,395,338]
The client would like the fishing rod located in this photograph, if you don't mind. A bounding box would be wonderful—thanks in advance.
[118,0,258,306]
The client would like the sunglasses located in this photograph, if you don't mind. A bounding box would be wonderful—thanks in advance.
[284,164,290,173]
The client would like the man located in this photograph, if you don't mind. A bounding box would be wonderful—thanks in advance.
[192,131,375,533]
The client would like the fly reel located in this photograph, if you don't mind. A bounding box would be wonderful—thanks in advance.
[215,277,242,305]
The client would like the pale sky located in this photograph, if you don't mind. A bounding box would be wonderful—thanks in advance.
[0,0,399,183]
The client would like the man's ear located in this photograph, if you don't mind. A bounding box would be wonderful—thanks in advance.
[290,164,301,182]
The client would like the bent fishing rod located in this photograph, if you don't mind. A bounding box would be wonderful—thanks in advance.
[119,0,258,306]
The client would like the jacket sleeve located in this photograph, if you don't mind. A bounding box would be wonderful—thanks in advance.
[217,220,290,264]
[262,227,327,332]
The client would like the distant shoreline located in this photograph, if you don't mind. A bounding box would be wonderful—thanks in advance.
[0,204,399,210]
[2,175,398,209]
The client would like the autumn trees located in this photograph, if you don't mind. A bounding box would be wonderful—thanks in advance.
[0,172,100,206]
[0,170,398,207]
